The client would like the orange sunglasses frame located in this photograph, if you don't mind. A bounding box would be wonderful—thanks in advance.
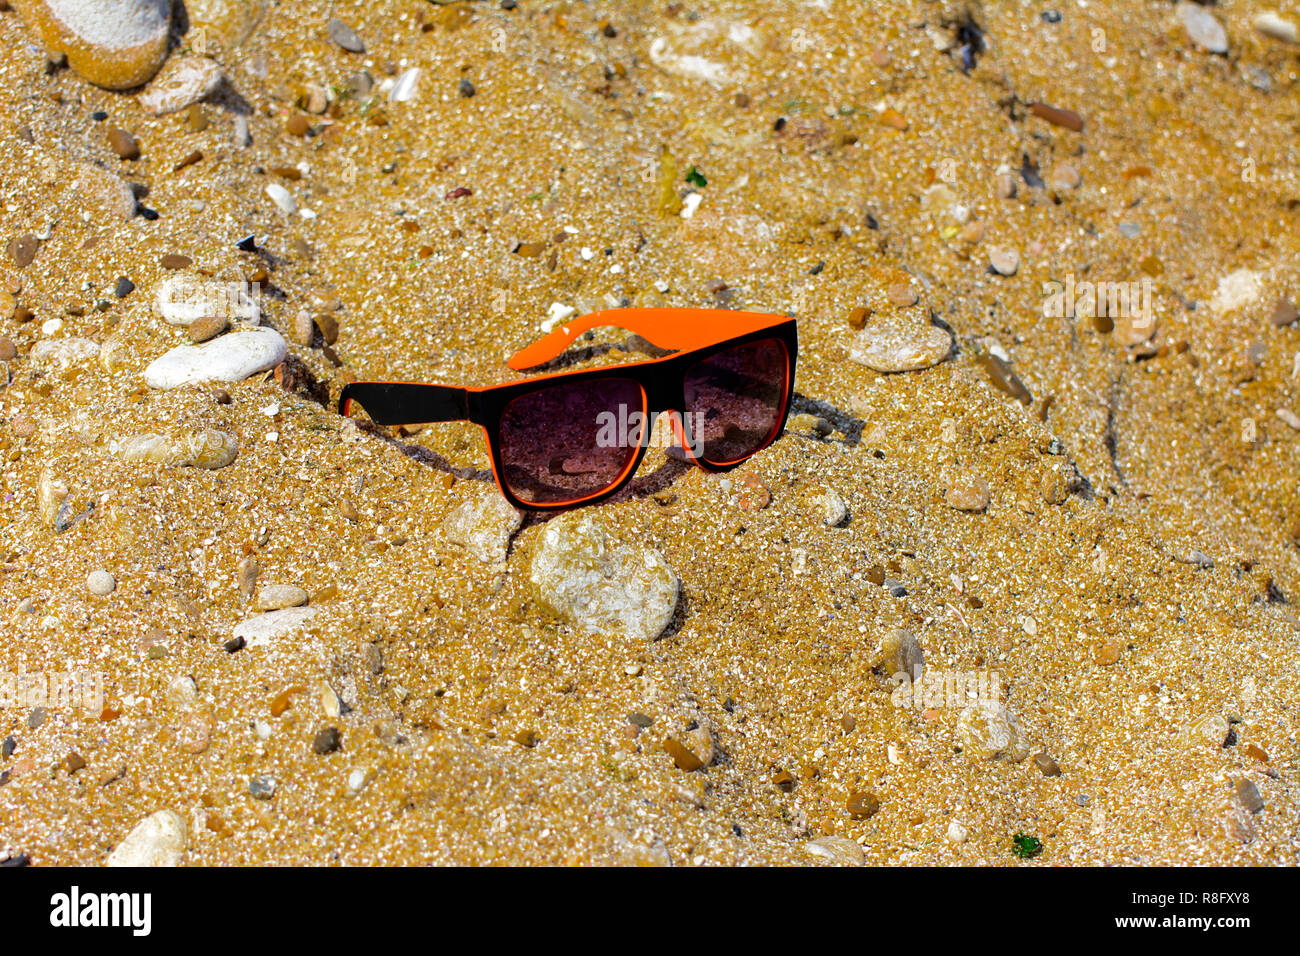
[338,308,799,510]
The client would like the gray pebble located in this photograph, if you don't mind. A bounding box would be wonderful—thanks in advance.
[249,774,277,799]
[327,18,365,53]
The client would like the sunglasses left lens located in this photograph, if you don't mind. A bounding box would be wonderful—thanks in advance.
[497,377,646,506]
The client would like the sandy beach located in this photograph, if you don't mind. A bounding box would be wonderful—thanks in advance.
[1,0,1298,866]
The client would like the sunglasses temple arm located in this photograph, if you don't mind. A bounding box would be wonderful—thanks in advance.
[338,382,469,426]
[506,308,792,371]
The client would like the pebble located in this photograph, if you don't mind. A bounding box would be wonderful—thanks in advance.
[1210,269,1262,314]
[989,247,1020,276]
[7,234,39,269]
[327,17,365,53]
[117,429,237,469]
[86,570,116,595]
[957,701,1027,760]
[187,314,228,343]
[847,790,881,820]
[1180,2,1228,54]
[1234,779,1264,813]
[1276,408,1300,431]
[265,182,297,215]
[848,318,952,373]
[176,713,212,754]
[945,474,991,512]
[1048,162,1081,191]
[1093,641,1122,666]
[106,127,139,160]
[813,486,848,526]
[20,0,172,90]
[105,809,186,867]
[139,56,223,115]
[1040,471,1069,505]
[1034,752,1061,776]
[232,606,317,648]
[881,628,924,679]
[256,584,308,611]
[946,820,969,844]
[1255,11,1299,45]
[166,675,198,709]
[662,736,702,771]
[1269,297,1298,327]
[285,112,310,137]
[154,273,260,326]
[994,169,1017,199]
[248,774,276,800]
[114,276,135,298]
[443,493,523,563]
[144,328,286,389]
[389,67,421,103]
[1028,102,1083,132]
[160,253,192,270]
[886,281,918,307]
[29,707,46,729]
[1221,805,1255,844]
[529,514,680,642]
[236,557,259,601]
[803,836,864,865]
[0,338,15,362]
[312,726,342,754]
[32,337,100,369]
[975,350,1033,405]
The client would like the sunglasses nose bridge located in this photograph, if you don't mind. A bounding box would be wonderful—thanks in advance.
[643,377,681,415]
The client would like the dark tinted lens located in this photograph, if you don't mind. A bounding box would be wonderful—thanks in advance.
[498,378,645,505]
[683,337,788,464]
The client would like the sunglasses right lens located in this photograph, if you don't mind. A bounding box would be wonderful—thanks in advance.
[683,337,789,465]
[498,377,645,507]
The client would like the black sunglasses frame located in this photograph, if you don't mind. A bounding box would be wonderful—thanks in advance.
[339,318,798,511]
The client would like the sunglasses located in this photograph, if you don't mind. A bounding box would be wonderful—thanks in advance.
[338,308,799,510]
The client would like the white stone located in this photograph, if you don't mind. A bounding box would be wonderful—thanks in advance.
[530,514,680,642]
[989,247,1020,276]
[1209,268,1263,315]
[443,493,523,563]
[1255,12,1299,45]
[255,584,308,611]
[1179,2,1229,54]
[389,67,420,102]
[139,56,223,115]
[803,836,864,865]
[849,319,952,373]
[31,337,100,368]
[86,570,116,595]
[69,162,136,220]
[265,182,297,214]
[105,809,186,867]
[958,701,1029,760]
[154,273,260,326]
[144,328,286,389]
[232,606,318,647]
[37,0,170,50]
